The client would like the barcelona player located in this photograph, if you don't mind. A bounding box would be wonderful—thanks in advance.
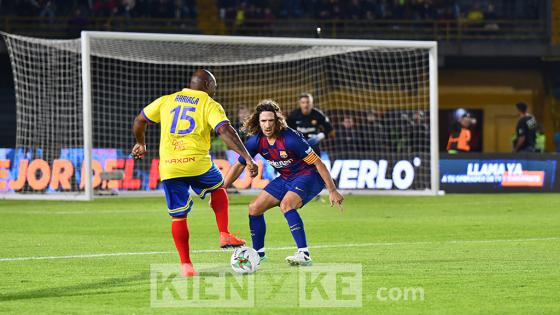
[131,69,258,276]
[224,100,344,266]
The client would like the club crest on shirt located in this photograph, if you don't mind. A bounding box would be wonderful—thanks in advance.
[280,150,288,158]
[311,120,317,125]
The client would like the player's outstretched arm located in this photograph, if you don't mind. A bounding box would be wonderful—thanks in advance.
[223,162,245,189]
[313,158,344,211]
[217,123,258,178]
[131,114,148,160]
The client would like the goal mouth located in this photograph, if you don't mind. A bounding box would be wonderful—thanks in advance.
[1,32,438,199]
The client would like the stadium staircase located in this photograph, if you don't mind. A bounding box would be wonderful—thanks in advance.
[195,0,227,35]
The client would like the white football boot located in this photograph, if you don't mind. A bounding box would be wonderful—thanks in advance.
[285,251,312,266]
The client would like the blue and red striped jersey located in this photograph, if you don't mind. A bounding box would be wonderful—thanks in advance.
[238,128,320,180]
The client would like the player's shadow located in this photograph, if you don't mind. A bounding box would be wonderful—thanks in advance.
[0,272,149,302]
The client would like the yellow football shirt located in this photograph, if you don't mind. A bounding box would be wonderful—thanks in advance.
[142,88,229,180]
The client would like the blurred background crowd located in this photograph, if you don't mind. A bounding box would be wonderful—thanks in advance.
[0,0,544,21]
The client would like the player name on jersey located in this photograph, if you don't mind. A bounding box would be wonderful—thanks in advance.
[174,95,200,105]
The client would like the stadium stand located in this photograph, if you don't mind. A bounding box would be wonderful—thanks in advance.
[0,0,547,39]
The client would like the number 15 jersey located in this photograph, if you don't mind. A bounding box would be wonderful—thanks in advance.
[142,88,229,180]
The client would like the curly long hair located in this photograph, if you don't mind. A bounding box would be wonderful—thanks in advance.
[242,99,288,137]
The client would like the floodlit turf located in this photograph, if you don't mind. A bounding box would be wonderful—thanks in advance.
[0,194,559,314]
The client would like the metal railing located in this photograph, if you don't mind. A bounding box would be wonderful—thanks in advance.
[0,16,548,42]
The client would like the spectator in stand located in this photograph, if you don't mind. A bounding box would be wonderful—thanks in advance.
[38,0,56,23]
[151,0,174,18]
[171,0,194,20]
[363,110,385,153]
[347,0,362,20]
[331,2,343,20]
[467,2,484,23]
[484,2,499,30]
[235,2,246,27]
[93,0,118,17]
[410,110,429,154]
[1,0,547,29]
[334,116,364,158]
[67,8,88,38]
[364,10,375,21]
[116,0,137,19]
[233,105,250,142]
[14,0,40,16]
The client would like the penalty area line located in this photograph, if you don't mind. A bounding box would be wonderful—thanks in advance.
[0,237,558,262]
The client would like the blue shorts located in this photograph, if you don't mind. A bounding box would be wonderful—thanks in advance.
[264,172,325,207]
[161,164,224,217]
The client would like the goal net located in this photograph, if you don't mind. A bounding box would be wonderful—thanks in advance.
[0,31,438,200]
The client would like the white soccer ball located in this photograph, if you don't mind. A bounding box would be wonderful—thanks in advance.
[230,247,260,274]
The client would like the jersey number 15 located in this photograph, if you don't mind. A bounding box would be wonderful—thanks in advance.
[170,105,196,134]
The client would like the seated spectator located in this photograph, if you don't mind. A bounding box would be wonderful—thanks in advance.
[233,105,250,142]
[347,0,362,20]
[467,2,484,23]
[117,0,138,19]
[93,0,118,17]
[67,8,89,38]
[363,109,385,153]
[484,2,499,30]
[334,116,365,158]
[15,0,41,16]
[172,0,194,19]
[38,0,55,23]
[235,2,246,27]
[151,0,174,18]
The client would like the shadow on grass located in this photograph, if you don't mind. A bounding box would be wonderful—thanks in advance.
[0,272,149,302]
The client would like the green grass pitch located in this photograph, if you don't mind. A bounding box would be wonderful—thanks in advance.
[0,194,559,314]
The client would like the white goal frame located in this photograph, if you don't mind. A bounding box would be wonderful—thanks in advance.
[3,31,439,200]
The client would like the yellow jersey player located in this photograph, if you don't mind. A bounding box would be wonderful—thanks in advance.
[131,69,258,276]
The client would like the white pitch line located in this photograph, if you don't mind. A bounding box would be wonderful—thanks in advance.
[0,237,558,262]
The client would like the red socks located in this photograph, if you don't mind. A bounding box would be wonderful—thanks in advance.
[171,218,191,264]
[171,187,229,268]
[210,187,229,234]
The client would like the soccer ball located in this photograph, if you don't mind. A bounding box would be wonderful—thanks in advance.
[230,247,260,274]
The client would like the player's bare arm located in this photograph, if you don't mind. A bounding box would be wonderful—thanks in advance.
[223,161,246,188]
[313,158,344,211]
[217,122,258,178]
[131,113,148,160]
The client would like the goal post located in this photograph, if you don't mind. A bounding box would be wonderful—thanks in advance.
[1,31,439,200]
[82,31,94,201]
